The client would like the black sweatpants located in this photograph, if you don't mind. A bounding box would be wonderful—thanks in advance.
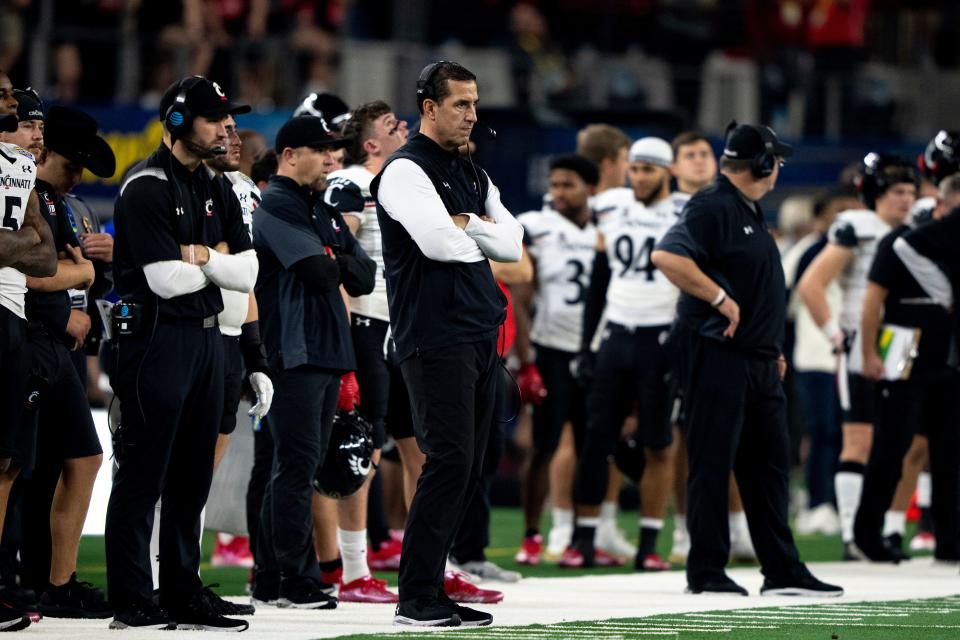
[246,417,273,566]
[256,367,339,584]
[105,321,224,611]
[854,374,960,560]
[680,330,804,587]
[398,338,498,601]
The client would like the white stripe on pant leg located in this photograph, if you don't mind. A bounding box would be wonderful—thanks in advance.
[150,500,161,590]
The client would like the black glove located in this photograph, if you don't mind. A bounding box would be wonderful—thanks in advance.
[570,350,596,388]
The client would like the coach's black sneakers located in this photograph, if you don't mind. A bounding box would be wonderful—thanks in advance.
[438,592,492,626]
[168,591,249,632]
[39,573,113,619]
[277,576,338,610]
[0,585,40,623]
[685,575,748,596]
[109,598,176,630]
[201,584,255,616]
[884,534,911,562]
[394,597,462,627]
[760,567,843,597]
[0,609,30,632]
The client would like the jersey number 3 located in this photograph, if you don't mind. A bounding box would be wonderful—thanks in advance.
[2,196,21,231]
[613,235,656,281]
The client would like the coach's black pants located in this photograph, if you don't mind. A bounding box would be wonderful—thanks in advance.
[105,320,224,611]
[246,417,273,567]
[854,374,960,560]
[679,330,805,587]
[398,338,498,601]
[256,367,339,584]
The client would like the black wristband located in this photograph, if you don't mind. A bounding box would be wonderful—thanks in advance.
[240,320,271,376]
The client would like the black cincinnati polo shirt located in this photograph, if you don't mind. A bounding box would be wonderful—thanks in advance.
[657,173,786,358]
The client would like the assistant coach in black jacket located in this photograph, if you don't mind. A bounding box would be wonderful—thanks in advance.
[252,115,375,609]
[372,61,523,628]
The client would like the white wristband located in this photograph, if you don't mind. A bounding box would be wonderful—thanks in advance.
[821,318,840,340]
[711,288,726,308]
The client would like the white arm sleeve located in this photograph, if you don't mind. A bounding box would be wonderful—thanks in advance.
[143,261,210,299]
[893,236,954,308]
[200,248,259,293]
[462,179,524,262]
[378,159,484,263]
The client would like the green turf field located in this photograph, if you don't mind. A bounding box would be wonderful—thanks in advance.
[332,596,960,639]
[75,506,927,595]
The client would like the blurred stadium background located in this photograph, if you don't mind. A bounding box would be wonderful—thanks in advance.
[3,0,959,220]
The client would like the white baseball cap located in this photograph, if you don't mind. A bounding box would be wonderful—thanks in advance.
[628,137,673,167]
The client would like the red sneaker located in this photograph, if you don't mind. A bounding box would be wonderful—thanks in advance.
[443,571,503,604]
[368,538,403,571]
[637,552,671,571]
[558,547,625,568]
[338,576,398,603]
[211,534,255,568]
[514,534,542,565]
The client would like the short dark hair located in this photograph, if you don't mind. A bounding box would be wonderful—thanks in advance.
[671,131,710,157]
[250,149,278,186]
[719,156,752,174]
[342,100,392,164]
[550,154,599,186]
[417,62,476,114]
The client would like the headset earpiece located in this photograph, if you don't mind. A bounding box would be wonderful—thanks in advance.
[165,76,204,142]
[416,61,448,111]
[751,141,776,179]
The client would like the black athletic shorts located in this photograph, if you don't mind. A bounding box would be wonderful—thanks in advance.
[19,330,103,473]
[844,372,876,425]
[220,334,244,435]
[531,344,586,453]
[0,307,29,463]
[352,314,413,446]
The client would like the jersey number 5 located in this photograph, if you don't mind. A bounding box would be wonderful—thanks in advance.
[2,196,22,231]
[613,235,656,281]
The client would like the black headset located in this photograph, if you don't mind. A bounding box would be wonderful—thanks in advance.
[164,76,205,142]
[416,61,450,111]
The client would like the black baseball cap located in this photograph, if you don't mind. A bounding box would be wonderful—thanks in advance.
[13,88,43,122]
[159,76,251,121]
[275,115,351,153]
[44,106,116,178]
[722,123,793,161]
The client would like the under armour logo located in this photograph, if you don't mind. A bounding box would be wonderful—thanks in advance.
[743,226,754,235]
[442,181,451,189]
[175,206,185,216]
[355,317,371,327]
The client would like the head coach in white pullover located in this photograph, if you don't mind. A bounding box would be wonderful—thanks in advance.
[371,61,523,628]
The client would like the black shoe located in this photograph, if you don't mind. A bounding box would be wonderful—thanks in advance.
[0,586,40,623]
[438,593,492,627]
[760,567,843,597]
[168,591,249,632]
[854,537,900,564]
[393,597,461,627]
[250,572,280,607]
[685,575,748,596]
[884,534,911,562]
[109,599,176,630]
[277,576,338,610]
[39,573,113,619]
[200,584,255,616]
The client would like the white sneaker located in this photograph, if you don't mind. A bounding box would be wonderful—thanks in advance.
[595,520,636,559]
[668,526,690,564]
[795,504,841,536]
[453,560,521,583]
[545,524,573,559]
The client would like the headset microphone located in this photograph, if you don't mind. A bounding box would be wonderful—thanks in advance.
[181,137,227,158]
[210,145,227,156]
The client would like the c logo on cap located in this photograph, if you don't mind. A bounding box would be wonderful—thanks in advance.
[213,82,226,100]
